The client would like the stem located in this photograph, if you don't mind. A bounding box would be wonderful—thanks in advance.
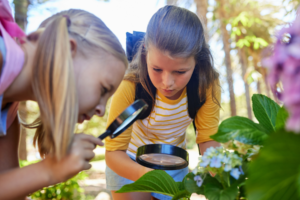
[236,192,240,200]
[219,173,227,189]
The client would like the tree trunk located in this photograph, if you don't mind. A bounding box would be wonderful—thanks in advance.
[194,0,208,41]
[218,0,236,116]
[252,61,262,95]
[13,0,29,31]
[13,0,29,161]
[239,48,252,120]
[251,52,271,98]
[257,80,262,94]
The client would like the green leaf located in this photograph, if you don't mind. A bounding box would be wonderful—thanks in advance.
[183,173,205,195]
[210,116,268,145]
[256,38,268,46]
[176,182,185,191]
[246,130,300,200]
[253,42,260,50]
[171,190,191,200]
[298,166,300,198]
[275,106,289,130]
[204,182,239,200]
[252,94,280,134]
[116,170,178,196]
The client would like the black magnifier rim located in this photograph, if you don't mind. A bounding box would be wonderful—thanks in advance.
[136,144,189,170]
[107,99,148,139]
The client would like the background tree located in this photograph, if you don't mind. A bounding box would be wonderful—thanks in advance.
[215,0,237,116]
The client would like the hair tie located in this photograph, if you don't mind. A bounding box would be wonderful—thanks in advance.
[126,31,145,62]
[62,15,71,27]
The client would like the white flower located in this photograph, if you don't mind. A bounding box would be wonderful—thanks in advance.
[204,147,216,156]
[199,155,210,167]
[224,164,232,172]
[222,156,230,164]
[192,168,198,175]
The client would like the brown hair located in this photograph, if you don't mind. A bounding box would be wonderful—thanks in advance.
[19,9,127,159]
[125,5,220,106]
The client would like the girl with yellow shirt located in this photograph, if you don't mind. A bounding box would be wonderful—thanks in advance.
[105,5,221,200]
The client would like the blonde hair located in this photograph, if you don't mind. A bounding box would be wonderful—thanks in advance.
[20,9,127,159]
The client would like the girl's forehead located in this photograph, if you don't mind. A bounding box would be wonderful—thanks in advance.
[147,45,195,69]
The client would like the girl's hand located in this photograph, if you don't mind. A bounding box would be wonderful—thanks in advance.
[42,133,103,185]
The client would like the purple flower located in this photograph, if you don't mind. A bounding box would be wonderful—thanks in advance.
[230,168,241,180]
[210,156,222,168]
[263,14,300,133]
[239,166,244,175]
[194,175,203,187]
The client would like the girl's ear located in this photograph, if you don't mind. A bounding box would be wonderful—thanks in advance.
[70,38,77,58]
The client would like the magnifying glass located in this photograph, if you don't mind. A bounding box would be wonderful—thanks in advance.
[98,99,148,140]
[136,144,189,170]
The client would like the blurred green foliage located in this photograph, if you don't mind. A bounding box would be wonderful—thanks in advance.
[20,160,88,200]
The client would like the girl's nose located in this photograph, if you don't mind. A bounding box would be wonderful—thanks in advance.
[162,72,174,88]
[95,104,106,117]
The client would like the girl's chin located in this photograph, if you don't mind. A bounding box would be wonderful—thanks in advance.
[78,115,85,124]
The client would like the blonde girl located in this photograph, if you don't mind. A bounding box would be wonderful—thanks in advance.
[0,1,127,199]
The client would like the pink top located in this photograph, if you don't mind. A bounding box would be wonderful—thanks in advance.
[0,0,26,135]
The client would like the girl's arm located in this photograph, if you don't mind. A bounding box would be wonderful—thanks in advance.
[105,150,152,181]
[195,82,222,154]
[105,80,152,180]
[199,141,220,155]
[0,117,103,200]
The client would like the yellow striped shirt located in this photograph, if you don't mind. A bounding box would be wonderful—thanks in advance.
[105,80,221,156]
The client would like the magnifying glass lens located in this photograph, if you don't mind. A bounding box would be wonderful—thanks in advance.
[139,154,186,166]
[113,108,144,135]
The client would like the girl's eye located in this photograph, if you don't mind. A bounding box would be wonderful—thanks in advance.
[176,71,186,74]
[101,87,108,96]
[153,68,162,72]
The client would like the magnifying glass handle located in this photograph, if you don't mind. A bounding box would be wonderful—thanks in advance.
[99,130,111,140]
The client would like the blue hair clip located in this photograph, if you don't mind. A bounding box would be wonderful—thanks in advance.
[126,31,145,62]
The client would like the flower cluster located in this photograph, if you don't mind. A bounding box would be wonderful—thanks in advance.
[193,146,244,186]
[262,14,300,133]
[222,140,260,157]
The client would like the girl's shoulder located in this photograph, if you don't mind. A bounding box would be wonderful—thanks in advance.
[113,80,136,102]
[120,79,136,91]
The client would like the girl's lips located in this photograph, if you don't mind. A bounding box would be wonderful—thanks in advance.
[83,114,91,121]
[78,114,91,123]
[162,89,174,93]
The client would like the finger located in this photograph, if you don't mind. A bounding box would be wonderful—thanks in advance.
[83,150,95,161]
[78,134,104,146]
[81,140,96,150]
[82,162,92,170]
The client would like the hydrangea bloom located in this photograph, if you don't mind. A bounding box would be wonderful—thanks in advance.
[263,14,300,133]
[196,147,243,180]
[222,140,260,157]
[230,168,241,180]
[210,156,222,168]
